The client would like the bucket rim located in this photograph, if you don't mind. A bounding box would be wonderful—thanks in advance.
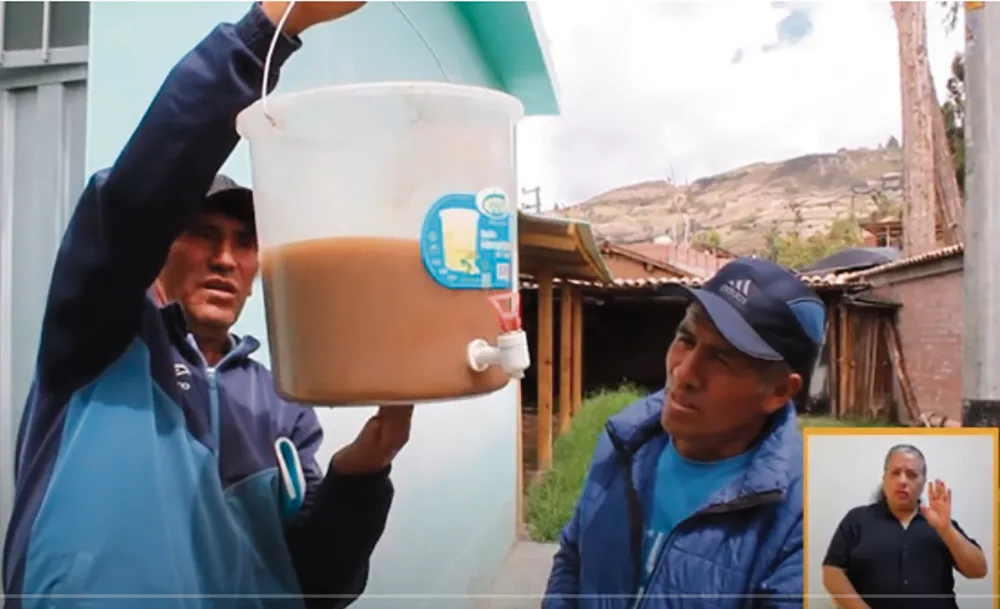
[236,80,526,138]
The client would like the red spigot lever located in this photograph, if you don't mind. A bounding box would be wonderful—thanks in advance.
[489,292,522,333]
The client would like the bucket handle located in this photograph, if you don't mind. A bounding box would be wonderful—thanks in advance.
[261,1,453,126]
[261,0,298,127]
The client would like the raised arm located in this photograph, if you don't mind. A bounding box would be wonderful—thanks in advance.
[938,519,988,580]
[36,4,300,396]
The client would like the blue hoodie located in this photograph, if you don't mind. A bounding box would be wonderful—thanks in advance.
[543,390,804,609]
[2,6,391,608]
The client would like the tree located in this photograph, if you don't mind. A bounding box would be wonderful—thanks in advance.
[869,192,901,221]
[762,217,863,270]
[694,229,722,249]
[763,225,782,261]
[941,52,965,194]
[942,1,960,33]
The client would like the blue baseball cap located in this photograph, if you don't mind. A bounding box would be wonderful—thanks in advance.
[204,174,255,238]
[659,257,826,377]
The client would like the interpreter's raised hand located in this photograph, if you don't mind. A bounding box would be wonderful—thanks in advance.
[261,2,367,37]
[920,478,953,533]
[332,405,413,475]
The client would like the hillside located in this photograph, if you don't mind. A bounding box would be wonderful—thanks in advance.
[549,146,904,254]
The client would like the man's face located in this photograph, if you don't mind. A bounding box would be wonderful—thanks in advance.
[662,305,799,455]
[156,211,258,333]
[882,451,925,511]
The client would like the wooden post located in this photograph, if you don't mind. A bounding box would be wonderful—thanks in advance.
[571,291,583,415]
[559,284,573,434]
[536,273,554,472]
[838,305,851,417]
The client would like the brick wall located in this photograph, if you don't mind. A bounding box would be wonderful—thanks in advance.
[872,259,962,420]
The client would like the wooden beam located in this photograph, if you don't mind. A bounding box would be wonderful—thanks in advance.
[571,290,583,416]
[536,272,554,472]
[559,284,573,434]
[519,232,578,251]
[838,305,851,417]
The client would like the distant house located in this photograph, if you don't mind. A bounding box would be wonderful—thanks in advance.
[860,217,945,249]
[600,241,729,279]
[599,241,693,279]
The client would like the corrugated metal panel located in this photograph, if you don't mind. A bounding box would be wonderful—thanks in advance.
[0,64,87,547]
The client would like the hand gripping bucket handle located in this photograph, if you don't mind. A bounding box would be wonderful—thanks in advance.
[260,1,453,126]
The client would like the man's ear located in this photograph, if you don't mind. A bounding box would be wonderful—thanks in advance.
[763,372,802,415]
[151,278,168,307]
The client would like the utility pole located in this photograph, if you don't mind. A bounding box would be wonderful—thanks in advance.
[963,2,1000,427]
[521,186,542,213]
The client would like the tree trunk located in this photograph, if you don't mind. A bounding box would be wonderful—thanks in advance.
[928,73,965,244]
[892,2,939,255]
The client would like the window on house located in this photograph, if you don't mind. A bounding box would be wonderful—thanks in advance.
[1,1,89,68]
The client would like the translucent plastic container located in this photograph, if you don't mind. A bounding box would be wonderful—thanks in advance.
[235,82,527,406]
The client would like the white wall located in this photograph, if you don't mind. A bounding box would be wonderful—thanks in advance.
[87,4,522,607]
[805,432,997,609]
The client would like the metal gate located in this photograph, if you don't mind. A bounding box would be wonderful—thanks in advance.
[0,0,89,557]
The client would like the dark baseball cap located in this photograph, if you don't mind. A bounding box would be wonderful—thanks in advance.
[659,257,825,378]
[203,174,256,237]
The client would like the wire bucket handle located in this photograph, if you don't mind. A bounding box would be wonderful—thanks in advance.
[260,1,453,126]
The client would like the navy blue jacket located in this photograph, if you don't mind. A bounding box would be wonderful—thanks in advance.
[543,391,804,608]
[2,6,392,608]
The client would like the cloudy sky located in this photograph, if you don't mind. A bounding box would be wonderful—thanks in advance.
[516,1,965,209]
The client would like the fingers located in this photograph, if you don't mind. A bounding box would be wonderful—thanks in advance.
[927,479,951,503]
[376,404,414,420]
[374,405,414,449]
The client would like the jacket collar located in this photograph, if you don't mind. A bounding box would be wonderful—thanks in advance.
[159,300,261,370]
[605,389,801,498]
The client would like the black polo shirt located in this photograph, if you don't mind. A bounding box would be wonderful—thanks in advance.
[822,499,980,609]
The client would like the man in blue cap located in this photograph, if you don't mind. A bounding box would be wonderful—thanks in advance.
[543,257,824,609]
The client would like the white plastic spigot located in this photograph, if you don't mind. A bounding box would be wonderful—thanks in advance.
[467,330,531,380]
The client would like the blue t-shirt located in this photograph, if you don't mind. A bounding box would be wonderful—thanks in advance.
[637,441,756,598]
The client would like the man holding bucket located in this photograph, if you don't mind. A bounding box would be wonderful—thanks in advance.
[3,3,409,608]
[544,258,823,608]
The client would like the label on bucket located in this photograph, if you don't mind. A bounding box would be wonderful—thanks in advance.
[420,189,513,290]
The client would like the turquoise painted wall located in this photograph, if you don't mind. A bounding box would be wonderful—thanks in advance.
[86,3,526,607]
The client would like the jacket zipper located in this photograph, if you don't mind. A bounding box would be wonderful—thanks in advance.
[609,429,784,609]
[206,367,220,453]
[181,333,225,454]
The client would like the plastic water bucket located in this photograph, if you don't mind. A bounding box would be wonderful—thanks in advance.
[235,82,526,406]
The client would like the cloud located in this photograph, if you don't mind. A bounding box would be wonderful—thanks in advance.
[516,1,965,208]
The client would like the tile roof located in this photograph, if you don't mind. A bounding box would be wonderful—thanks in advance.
[520,272,856,291]
[603,241,728,279]
[842,243,964,280]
